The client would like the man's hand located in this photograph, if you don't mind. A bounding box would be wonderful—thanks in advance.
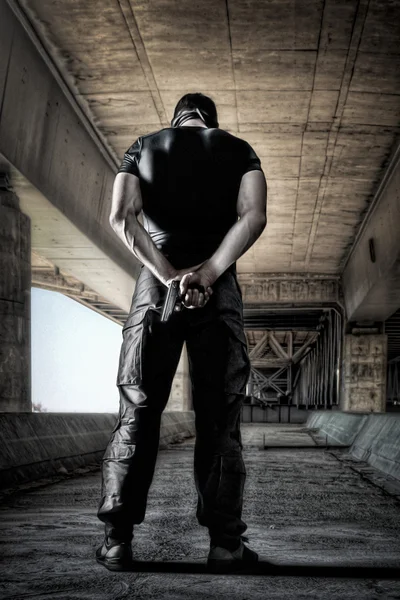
[165,264,217,309]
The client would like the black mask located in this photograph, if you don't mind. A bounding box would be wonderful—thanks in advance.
[171,107,218,129]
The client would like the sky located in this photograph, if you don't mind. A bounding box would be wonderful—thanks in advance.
[31,287,122,413]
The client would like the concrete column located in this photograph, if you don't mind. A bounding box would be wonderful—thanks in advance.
[165,343,192,411]
[341,333,387,413]
[0,181,32,412]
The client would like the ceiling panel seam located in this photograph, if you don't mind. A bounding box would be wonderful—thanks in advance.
[0,11,15,121]
[116,0,169,128]
[290,0,326,269]
[304,0,371,270]
[225,0,238,132]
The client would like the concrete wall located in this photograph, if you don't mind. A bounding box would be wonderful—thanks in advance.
[0,411,195,490]
[0,191,31,411]
[342,146,400,322]
[306,411,400,481]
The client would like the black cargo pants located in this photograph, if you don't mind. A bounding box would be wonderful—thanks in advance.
[97,262,251,549]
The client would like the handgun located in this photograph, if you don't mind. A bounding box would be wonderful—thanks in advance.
[161,281,206,322]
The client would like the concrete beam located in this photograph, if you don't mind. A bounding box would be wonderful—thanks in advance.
[31,265,129,326]
[238,274,342,306]
[342,145,400,321]
[0,1,141,309]
[8,168,136,312]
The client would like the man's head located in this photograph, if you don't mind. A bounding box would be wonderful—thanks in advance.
[171,93,219,128]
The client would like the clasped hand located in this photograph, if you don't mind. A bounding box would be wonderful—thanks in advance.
[165,263,215,310]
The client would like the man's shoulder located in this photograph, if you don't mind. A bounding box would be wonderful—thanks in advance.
[125,127,170,149]
[131,127,248,142]
[206,128,253,149]
[141,127,171,140]
[125,127,251,154]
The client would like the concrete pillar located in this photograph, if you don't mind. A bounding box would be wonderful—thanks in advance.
[165,343,192,411]
[341,333,387,413]
[0,180,32,412]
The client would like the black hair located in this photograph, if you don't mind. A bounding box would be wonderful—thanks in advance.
[171,93,219,128]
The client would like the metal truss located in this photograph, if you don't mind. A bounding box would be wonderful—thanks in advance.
[292,308,343,408]
[246,308,343,409]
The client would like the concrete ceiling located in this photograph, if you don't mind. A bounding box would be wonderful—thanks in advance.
[18,0,400,275]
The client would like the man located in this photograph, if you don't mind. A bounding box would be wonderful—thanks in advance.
[96,93,267,572]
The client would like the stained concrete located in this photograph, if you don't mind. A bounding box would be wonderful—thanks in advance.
[1,424,400,599]
[342,334,387,413]
[237,274,341,305]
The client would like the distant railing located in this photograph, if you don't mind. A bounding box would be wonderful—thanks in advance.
[292,308,342,408]
[387,356,400,405]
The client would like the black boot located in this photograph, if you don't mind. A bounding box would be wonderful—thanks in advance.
[207,535,258,573]
[95,537,133,571]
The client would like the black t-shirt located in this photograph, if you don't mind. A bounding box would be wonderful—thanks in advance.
[118,126,263,269]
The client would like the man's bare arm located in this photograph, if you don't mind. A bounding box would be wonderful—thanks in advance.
[202,170,267,281]
[109,173,177,285]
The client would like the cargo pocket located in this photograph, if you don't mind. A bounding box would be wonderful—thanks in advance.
[222,318,251,395]
[103,418,138,461]
[100,435,136,503]
[116,308,148,386]
[102,441,136,462]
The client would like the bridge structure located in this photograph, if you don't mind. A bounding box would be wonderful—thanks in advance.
[1,0,399,418]
[0,1,400,595]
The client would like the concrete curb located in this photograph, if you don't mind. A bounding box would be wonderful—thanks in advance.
[306,411,368,446]
[306,412,400,481]
[0,411,195,489]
